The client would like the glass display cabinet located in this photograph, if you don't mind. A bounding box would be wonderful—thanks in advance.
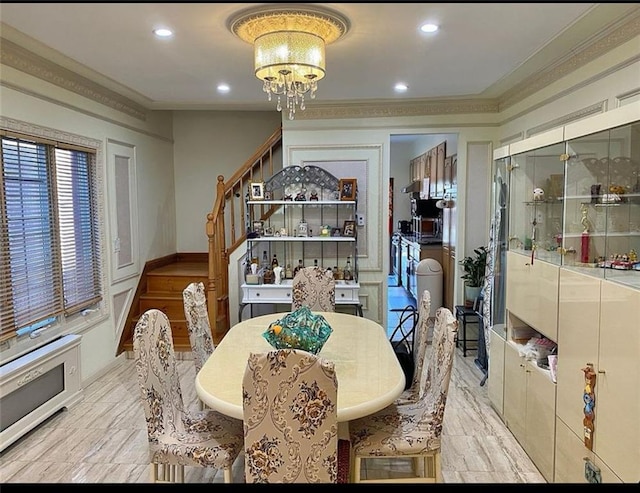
[508,138,566,266]
[563,120,640,289]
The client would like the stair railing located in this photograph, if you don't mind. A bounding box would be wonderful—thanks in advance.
[205,125,282,337]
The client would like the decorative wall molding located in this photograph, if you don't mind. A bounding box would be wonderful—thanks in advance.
[499,13,640,111]
[499,132,523,147]
[0,37,148,121]
[0,115,101,149]
[525,101,607,138]
[616,87,640,106]
[0,81,173,143]
[1,10,637,124]
[299,99,500,120]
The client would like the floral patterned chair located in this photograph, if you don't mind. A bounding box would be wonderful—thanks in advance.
[242,348,338,483]
[396,289,432,405]
[183,282,215,410]
[291,266,335,312]
[133,309,244,483]
[182,282,215,374]
[348,307,458,483]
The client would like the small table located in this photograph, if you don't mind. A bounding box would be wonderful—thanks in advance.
[454,305,479,357]
[196,312,405,422]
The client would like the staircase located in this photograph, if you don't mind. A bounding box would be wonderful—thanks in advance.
[117,125,283,355]
[119,254,209,354]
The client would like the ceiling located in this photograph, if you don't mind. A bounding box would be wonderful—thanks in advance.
[0,3,638,113]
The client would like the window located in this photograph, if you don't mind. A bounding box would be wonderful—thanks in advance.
[0,131,102,340]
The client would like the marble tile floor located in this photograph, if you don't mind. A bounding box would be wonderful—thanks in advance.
[0,281,546,483]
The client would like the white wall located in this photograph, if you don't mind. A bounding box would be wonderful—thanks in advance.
[278,119,497,326]
[172,111,281,252]
[0,69,175,381]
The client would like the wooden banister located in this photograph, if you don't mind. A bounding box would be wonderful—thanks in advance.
[205,126,282,339]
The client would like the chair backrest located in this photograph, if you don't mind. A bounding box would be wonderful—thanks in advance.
[404,289,431,402]
[243,348,338,483]
[133,309,190,449]
[419,306,458,426]
[183,281,215,373]
[291,266,335,312]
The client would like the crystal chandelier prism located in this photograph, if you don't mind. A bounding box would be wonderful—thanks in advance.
[229,5,349,120]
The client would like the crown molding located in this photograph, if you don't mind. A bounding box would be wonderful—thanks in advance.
[0,37,148,121]
[1,8,638,122]
[498,11,640,111]
[298,98,500,120]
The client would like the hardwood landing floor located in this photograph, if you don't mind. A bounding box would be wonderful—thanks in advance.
[0,345,546,483]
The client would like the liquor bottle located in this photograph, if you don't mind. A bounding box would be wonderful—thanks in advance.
[343,256,353,281]
[293,259,304,276]
[261,250,269,269]
[285,263,293,279]
[271,253,279,267]
[313,259,319,268]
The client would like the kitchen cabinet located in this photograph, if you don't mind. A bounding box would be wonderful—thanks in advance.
[435,142,446,197]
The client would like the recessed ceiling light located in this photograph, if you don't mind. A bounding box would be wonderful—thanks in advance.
[217,84,230,93]
[153,28,173,38]
[420,23,439,33]
[395,83,408,93]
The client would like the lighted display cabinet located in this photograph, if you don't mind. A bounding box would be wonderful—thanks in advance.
[508,132,566,266]
[240,165,361,320]
[489,102,640,483]
[563,121,640,289]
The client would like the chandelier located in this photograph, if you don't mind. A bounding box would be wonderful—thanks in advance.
[229,5,349,120]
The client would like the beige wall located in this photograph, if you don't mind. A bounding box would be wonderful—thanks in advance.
[0,69,176,380]
[172,111,281,252]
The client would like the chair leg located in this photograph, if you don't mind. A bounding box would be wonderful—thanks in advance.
[223,466,233,483]
[352,456,362,483]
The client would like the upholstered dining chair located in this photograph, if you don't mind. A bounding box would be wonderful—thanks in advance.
[182,282,215,374]
[291,266,335,312]
[183,281,215,410]
[348,306,458,483]
[396,289,432,405]
[242,348,339,483]
[133,308,244,483]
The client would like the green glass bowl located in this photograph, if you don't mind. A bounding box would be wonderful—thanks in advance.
[263,306,333,355]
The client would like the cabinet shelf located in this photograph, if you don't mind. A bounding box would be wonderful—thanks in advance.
[243,165,361,320]
[248,200,355,206]
[248,236,356,242]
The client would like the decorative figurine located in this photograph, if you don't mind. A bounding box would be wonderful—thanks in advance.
[533,187,545,201]
[309,189,319,201]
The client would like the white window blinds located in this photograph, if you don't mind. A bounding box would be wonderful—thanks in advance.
[0,132,102,339]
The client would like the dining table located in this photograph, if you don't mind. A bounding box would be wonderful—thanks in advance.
[195,311,405,423]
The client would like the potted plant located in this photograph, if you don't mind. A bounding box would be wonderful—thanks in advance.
[460,246,488,307]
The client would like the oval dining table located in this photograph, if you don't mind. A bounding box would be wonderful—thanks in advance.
[195,311,405,423]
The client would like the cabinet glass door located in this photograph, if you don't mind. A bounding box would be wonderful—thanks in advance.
[565,121,640,288]
[509,142,566,266]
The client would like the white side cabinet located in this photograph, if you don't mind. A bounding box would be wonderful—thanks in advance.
[506,251,559,341]
[503,341,557,482]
